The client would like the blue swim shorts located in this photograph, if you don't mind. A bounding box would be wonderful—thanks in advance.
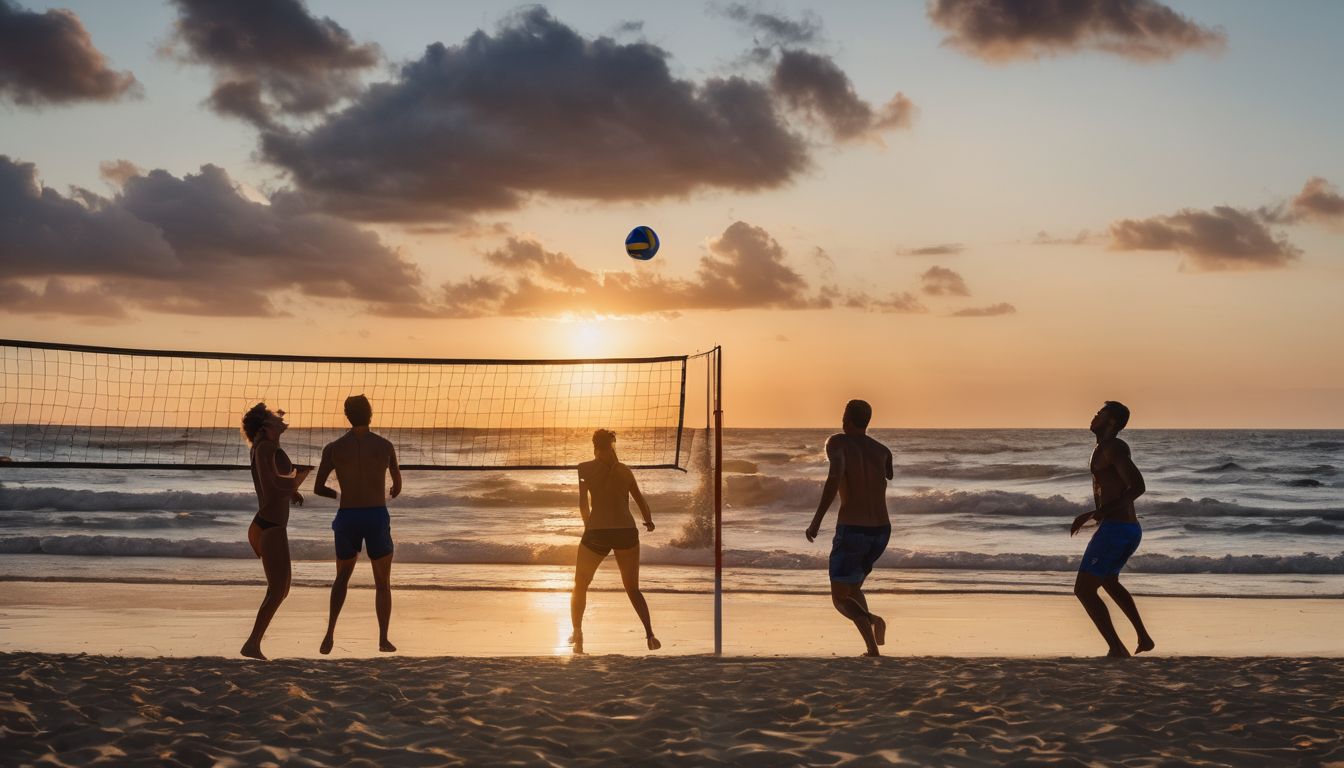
[333,506,394,560]
[829,524,892,584]
[1079,521,1142,578]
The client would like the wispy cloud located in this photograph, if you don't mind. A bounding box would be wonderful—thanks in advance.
[952,302,1016,317]
[921,266,971,297]
[897,243,965,256]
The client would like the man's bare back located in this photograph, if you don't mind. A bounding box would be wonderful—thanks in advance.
[829,433,893,528]
[316,429,400,508]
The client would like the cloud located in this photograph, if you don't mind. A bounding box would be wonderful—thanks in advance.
[0,0,139,105]
[921,266,971,296]
[1109,206,1300,271]
[1032,229,1096,245]
[411,222,841,318]
[898,243,965,256]
[0,156,423,317]
[952,302,1016,317]
[0,278,127,318]
[1288,177,1344,224]
[928,0,1226,62]
[770,49,914,141]
[98,159,142,187]
[168,0,378,124]
[719,4,822,47]
[258,8,907,222]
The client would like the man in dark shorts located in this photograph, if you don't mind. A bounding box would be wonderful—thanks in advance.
[1070,401,1155,658]
[806,400,894,656]
[313,395,402,654]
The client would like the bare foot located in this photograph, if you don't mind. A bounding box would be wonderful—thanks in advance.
[1106,647,1131,658]
[379,639,397,653]
[568,631,582,645]
[1135,637,1155,654]
[871,614,886,646]
[319,636,334,655]
[862,649,881,657]
[240,642,267,660]
[647,635,661,651]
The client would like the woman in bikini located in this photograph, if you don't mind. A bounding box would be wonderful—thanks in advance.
[240,403,310,660]
[570,429,659,653]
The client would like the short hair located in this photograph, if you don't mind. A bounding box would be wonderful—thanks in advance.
[592,428,617,451]
[843,399,872,429]
[344,394,372,427]
[241,402,271,445]
[1102,401,1130,432]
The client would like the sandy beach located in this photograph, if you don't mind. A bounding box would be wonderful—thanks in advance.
[3,652,1342,766]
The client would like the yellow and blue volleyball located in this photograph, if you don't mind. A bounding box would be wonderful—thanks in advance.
[625,226,659,260]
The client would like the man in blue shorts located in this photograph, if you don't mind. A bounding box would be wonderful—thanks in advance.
[1070,401,1155,658]
[806,400,894,656]
[313,395,402,654]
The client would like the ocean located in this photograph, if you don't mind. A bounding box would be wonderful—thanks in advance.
[2,429,1342,599]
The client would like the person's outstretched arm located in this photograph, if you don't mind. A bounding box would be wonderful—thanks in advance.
[388,443,402,499]
[806,437,845,542]
[630,473,654,531]
[313,444,338,500]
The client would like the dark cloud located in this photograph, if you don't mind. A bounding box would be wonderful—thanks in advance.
[259,8,850,222]
[921,266,971,296]
[928,0,1226,62]
[0,278,126,318]
[952,302,1016,317]
[1289,177,1344,224]
[0,0,139,105]
[408,222,834,318]
[0,156,423,318]
[720,4,822,47]
[98,159,142,187]
[771,49,914,141]
[1109,206,1300,271]
[898,242,965,256]
[168,0,378,123]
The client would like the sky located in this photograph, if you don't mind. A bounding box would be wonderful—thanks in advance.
[2,0,1342,428]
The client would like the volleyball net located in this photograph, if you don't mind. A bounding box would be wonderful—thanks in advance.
[0,339,718,471]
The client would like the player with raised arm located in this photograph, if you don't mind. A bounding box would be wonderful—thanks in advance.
[806,400,894,657]
[313,395,402,654]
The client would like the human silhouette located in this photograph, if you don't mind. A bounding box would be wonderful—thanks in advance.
[570,429,659,653]
[313,395,402,654]
[805,400,893,656]
[240,404,311,660]
[1070,401,1155,657]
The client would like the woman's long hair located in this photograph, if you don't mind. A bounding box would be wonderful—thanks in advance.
[592,428,617,460]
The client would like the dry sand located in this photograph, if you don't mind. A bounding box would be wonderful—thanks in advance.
[3,653,1343,766]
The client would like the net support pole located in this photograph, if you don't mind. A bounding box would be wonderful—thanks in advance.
[713,346,723,657]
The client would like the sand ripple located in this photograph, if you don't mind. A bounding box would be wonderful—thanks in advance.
[3,654,1343,766]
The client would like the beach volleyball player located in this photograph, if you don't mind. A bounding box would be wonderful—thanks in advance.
[1070,401,1155,657]
[806,400,893,657]
[313,395,402,654]
[570,429,660,654]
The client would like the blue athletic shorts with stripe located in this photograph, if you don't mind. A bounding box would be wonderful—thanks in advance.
[333,506,394,560]
[1079,521,1141,578]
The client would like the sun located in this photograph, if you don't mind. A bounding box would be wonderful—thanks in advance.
[570,320,606,357]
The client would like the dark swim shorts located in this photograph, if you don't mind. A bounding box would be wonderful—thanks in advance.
[581,527,639,556]
[1079,521,1142,578]
[332,506,394,560]
[829,524,892,584]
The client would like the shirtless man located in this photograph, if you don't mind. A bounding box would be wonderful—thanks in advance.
[313,395,402,654]
[1070,401,1155,658]
[805,399,894,657]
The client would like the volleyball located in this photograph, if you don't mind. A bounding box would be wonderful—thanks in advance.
[625,226,659,260]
